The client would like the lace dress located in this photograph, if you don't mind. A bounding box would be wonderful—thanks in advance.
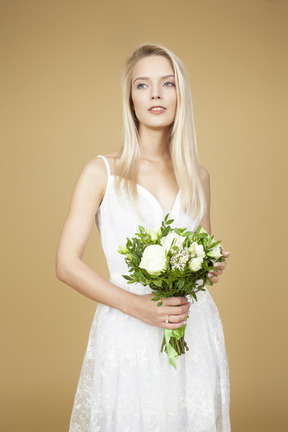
[69,155,231,432]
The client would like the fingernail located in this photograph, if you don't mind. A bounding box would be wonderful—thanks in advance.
[208,272,212,278]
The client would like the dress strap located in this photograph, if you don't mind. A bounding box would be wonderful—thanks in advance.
[97,155,111,177]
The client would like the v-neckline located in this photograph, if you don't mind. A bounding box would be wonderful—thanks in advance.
[110,175,180,217]
[136,182,180,217]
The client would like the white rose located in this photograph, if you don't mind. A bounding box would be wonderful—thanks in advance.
[188,242,205,259]
[139,245,167,275]
[160,232,185,251]
[207,244,222,260]
[189,257,203,272]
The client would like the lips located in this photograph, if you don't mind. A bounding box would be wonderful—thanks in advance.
[148,105,166,111]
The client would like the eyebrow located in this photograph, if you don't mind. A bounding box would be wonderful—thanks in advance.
[133,74,175,84]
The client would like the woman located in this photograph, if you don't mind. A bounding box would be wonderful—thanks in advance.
[56,43,231,432]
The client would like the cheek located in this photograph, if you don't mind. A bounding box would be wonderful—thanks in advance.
[171,93,177,109]
[170,94,177,117]
[131,92,142,111]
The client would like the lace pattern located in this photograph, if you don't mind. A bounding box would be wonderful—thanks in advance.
[69,156,231,431]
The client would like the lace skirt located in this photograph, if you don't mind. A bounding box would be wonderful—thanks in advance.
[69,280,231,432]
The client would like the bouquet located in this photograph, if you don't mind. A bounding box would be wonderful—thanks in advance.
[118,214,225,368]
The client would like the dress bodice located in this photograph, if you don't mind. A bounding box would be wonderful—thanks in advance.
[95,156,200,284]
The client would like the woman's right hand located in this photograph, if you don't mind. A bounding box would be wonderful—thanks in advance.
[132,294,190,329]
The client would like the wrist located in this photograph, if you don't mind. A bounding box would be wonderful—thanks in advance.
[114,288,139,318]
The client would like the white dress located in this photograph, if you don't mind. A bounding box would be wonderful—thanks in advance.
[69,155,231,432]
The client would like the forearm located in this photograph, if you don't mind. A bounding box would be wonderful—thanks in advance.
[56,257,137,316]
[56,257,190,329]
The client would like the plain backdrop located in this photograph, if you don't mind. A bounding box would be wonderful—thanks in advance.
[1,0,288,431]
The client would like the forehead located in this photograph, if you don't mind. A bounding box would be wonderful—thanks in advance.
[132,55,174,80]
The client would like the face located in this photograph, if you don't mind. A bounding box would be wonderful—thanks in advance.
[131,55,177,131]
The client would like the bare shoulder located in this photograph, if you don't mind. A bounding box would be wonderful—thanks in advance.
[104,151,121,174]
[105,151,121,160]
[199,165,210,186]
[79,157,107,182]
[79,150,121,182]
[74,157,111,203]
[198,165,211,232]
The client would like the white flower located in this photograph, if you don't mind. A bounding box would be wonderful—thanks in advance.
[189,257,203,272]
[139,245,167,275]
[161,232,185,251]
[207,244,222,260]
[188,242,205,259]
[147,229,158,241]
[170,248,190,271]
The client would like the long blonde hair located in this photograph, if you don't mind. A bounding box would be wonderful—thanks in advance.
[115,43,206,221]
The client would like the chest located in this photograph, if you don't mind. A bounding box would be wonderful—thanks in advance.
[136,160,179,214]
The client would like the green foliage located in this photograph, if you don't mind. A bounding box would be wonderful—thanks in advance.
[118,214,227,368]
[118,213,225,303]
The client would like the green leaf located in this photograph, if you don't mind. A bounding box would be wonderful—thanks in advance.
[153,279,162,287]
[184,231,193,237]
[209,240,221,248]
[191,291,198,301]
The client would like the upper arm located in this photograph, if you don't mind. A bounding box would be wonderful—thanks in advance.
[199,165,211,234]
[56,158,107,266]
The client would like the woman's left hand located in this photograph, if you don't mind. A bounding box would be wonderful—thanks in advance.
[207,249,230,285]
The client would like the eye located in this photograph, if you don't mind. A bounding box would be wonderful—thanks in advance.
[164,81,175,87]
[136,83,147,89]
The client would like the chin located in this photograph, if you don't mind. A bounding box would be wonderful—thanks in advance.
[140,119,175,129]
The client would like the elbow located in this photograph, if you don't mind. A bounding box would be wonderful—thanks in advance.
[56,248,82,284]
[55,255,71,283]
[55,260,65,282]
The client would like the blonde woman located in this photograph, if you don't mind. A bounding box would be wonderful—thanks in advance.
[56,43,231,431]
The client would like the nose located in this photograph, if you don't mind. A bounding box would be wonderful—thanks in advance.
[152,95,160,99]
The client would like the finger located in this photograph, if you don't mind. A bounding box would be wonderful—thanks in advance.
[208,269,222,279]
[161,320,187,330]
[221,249,230,258]
[210,265,223,274]
[208,271,222,279]
[167,312,189,323]
[214,261,226,270]
[164,297,189,306]
[209,275,219,284]
[162,303,190,316]
[210,268,223,276]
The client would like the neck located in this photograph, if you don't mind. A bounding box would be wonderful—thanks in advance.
[138,124,171,160]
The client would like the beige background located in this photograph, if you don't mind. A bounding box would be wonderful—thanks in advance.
[1,0,287,431]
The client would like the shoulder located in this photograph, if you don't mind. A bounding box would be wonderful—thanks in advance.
[103,151,121,174]
[79,157,107,182]
[77,151,122,186]
[79,151,119,176]
[199,165,210,186]
[199,165,211,203]
[76,156,111,199]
